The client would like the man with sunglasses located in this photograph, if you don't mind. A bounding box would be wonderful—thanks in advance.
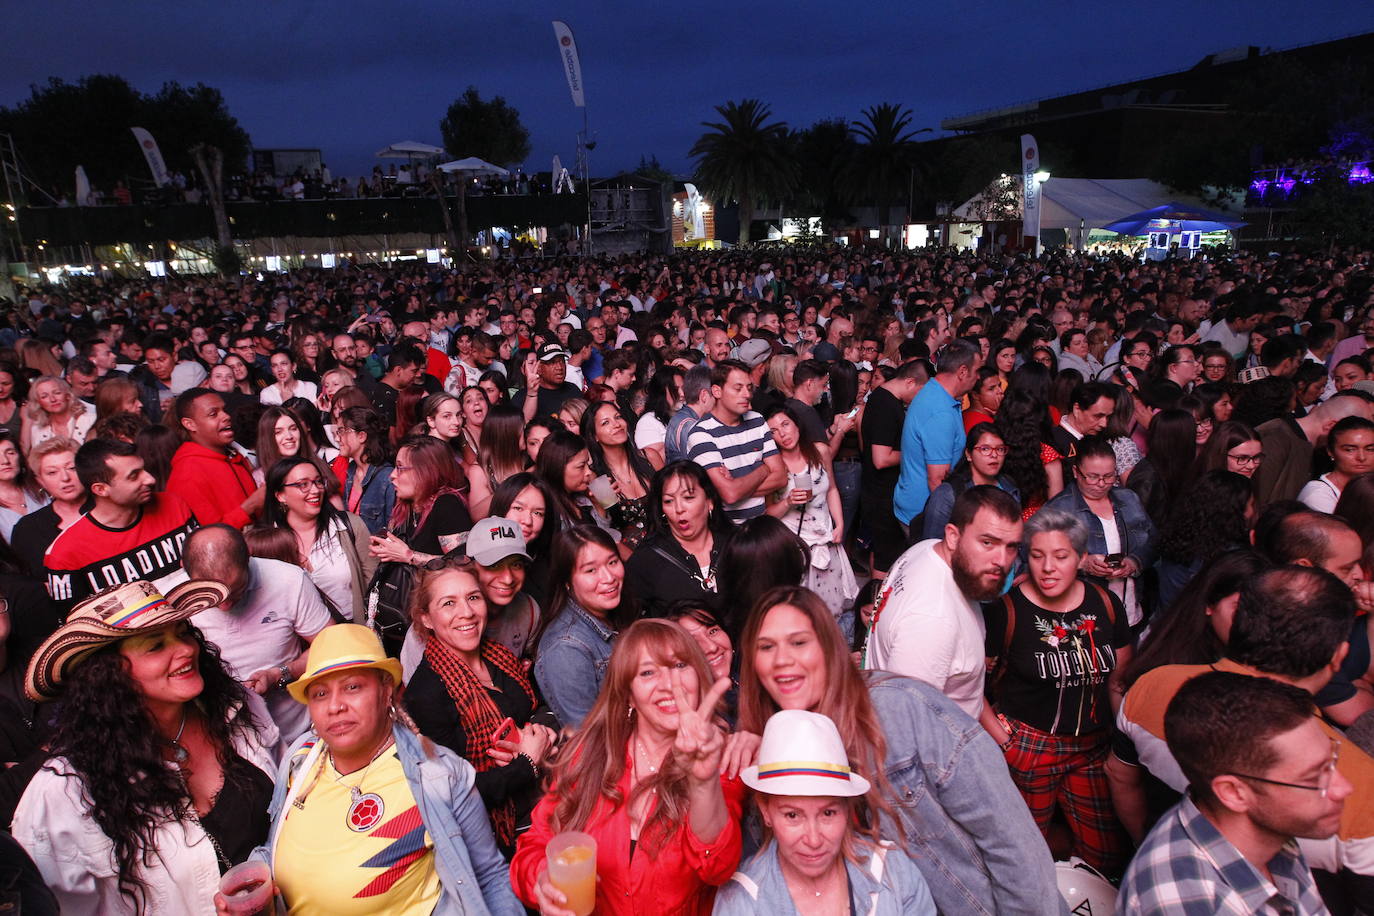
[1115,565,1374,910]
[1119,671,1350,915]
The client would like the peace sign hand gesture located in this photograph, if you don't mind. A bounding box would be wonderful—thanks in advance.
[670,670,731,785]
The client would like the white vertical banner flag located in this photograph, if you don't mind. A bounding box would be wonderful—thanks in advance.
[551,21,586,108]
[74,166,92,206]
[131,127,170,187]
[1020,134,1040,251]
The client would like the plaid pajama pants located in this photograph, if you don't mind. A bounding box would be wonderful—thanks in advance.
[1002,717,1131,878]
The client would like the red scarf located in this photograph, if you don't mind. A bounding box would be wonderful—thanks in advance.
[423,636,536,845]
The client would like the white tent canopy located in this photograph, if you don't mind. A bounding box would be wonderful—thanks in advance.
[437,157,510,178]
[954,178,1236,230]
[375,141,445,159]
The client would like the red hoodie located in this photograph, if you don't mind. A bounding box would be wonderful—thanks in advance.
[166,440,259,529]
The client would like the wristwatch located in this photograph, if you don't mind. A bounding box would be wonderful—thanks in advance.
[276,663,292,689]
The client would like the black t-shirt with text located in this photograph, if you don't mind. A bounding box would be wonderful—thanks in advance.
[983,581,1132,736]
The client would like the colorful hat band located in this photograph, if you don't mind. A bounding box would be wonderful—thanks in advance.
[757,760,852,781]
[308,657,384,678]
[106,596,170,628]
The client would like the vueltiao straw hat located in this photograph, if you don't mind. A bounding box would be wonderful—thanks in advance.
[25,579,229,701]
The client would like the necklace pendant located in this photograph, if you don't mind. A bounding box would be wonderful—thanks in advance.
[347,792,385,832]
[170,742,189,764]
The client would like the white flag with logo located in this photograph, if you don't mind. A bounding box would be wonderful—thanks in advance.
[552,21,586,108]
[1020,134,1039,247]
[131,127,170,187]
[75,165,92,206]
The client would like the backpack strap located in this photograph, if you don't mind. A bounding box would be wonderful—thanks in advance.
[988,591,1017,698]
[1086,581,1117,629]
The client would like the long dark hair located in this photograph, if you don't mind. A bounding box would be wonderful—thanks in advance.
[534,525,638,653]
[490,471,562,560]
[260,455,340,541]
[646,461,731,538]
[336,405,392,467]
[580,402,654,487]
[762,404,824,469]
[1118,549,1269,689]
[994,387,1053,506]
[1193,420,1259,477]
[535,429,590,522]
[715,515,808,639]
[643,365,684,426]
[48,626,257,912]
[1159,470,1252,564]
[1139,408,1197,523]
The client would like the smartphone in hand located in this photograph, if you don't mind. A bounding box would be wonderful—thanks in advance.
[490,717,517,744]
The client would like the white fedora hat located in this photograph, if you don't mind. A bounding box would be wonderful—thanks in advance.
[741,709,870,797]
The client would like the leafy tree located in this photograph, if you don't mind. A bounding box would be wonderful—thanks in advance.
[439,87,531,166]
[1291,177,1374,249]
[789,118,857,231]
[846,103,926,231]
[690,99,797,245]
[0,75,249,196]
[635,154,676,185]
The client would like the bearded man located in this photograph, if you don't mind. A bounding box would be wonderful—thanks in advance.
[864,486,1022,719]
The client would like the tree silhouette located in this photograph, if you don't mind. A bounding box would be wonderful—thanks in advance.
[0,75,249,195]
[847,103,925,233]
[690,99,797,245]
[439,87,531,166]
[789,118,857,232]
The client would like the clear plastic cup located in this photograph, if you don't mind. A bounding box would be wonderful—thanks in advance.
[790,470,813,502]
[588,475,619,510]
[546,831,597,916]
[219,860,273,916]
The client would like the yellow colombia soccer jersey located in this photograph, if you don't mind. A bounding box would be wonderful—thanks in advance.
[274,745,442,916]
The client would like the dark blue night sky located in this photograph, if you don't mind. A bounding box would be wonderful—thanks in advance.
[7,1,1373,180]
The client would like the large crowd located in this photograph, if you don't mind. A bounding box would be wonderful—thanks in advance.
[0,242,1371,915]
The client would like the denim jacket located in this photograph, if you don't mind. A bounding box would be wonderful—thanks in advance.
[342,461,396,535]
[865,671,1067,916]
[533,600,617,728]
[714,840,935,915]
[921,475,1021,541]
[1043,481,1158,572]
[257,723,522,916]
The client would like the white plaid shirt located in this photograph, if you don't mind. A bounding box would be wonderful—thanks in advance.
[1117,796,1329,915]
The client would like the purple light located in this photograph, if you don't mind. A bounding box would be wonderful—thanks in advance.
[1250,178,1270,195]
[1277,177,1296,194]
[1351,164,1374,184]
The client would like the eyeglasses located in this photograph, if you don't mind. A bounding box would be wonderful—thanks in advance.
[972,445,1008,456]
[1227,451,1264,466]
[283,478,325,493]
[393,465,412,473]
[1232,738,1341,798]
[1077,471,1117,485]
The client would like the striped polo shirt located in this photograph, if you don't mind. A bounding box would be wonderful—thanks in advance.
[686,410,777,523]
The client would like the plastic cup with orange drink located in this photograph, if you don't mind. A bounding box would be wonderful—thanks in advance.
[546,831,597,916]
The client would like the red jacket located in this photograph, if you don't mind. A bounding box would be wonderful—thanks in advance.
[511,745,744,916]
[166,440,259,529]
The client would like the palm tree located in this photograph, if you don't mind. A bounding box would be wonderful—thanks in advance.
[690,99,797,246]
[847,103,929,239]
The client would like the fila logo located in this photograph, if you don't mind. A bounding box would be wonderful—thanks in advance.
[490,525,516,540]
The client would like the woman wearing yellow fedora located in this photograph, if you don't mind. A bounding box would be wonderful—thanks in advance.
[11,579,280,915]
[714,710,935,915]
[225,623,522,916]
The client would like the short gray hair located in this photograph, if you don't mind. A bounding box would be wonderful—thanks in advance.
[1023,507,1090,555]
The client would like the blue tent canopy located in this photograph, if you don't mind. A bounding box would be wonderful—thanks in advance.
[1101,202,1246,235]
